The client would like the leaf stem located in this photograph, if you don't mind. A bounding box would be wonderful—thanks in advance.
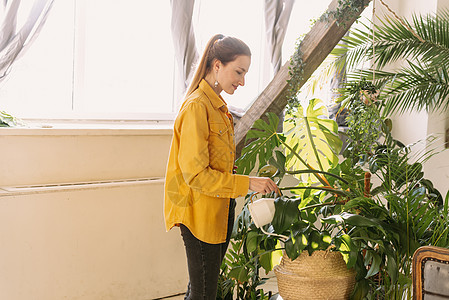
[286,169,349,184]
[279,185,349,197]
[276,135,331,186]
[304,115,324,171]
[298,200,349,211]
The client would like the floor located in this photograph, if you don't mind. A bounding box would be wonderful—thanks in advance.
[161,274,279,299]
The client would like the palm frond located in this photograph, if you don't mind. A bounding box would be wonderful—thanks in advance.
[340,59,449,115]
[331,12,449,71]
[380,61,449,114]
[330,23,373,74]
[307,10,449,115]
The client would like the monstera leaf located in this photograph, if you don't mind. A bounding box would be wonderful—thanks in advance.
[236,112,283,175]
[284,98,342,182]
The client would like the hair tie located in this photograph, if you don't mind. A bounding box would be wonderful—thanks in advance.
[213,35,225,45]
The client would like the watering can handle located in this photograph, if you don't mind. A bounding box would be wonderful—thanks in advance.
[260,226,289,242]
[249,186,282,204]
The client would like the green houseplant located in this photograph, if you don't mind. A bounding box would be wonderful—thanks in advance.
[0,110,22,127]
[220,9,449,300]
[231,87,449,299]
[233,98,361,299]
[322,10,449,115]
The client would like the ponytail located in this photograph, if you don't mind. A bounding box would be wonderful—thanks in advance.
[185,34,251,98]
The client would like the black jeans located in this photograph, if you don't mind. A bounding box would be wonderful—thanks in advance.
[180,198,236,300]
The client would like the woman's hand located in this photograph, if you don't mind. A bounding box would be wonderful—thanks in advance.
[249,176,278,194]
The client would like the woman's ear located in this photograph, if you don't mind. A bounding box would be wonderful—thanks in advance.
[213,59,221,72]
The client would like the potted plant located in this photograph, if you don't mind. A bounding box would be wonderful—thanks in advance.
[0,110,22,127]
[234,97,360,299]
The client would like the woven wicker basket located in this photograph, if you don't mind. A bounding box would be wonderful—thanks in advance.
[274,250,356,300]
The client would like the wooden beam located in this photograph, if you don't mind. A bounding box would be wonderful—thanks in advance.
[235,0,371,155]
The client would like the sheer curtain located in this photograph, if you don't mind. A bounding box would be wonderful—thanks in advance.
[264,0,295,74]
[170,0,198,108]
[264,0,294,130]
[0,0,54,82]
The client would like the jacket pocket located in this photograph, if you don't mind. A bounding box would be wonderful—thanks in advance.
[208,122,231,170]
[209,122,229,136]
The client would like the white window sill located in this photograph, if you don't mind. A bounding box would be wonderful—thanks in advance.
[0,119,174,136]
[0,177,165,197]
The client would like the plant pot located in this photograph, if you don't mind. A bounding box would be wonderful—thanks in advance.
[274,250,356,300]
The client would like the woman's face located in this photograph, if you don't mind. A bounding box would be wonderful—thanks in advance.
[216,55,251,95]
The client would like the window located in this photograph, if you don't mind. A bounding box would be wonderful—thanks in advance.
[0,0,75,118]
[0,0,175,120]
[0,1,357,121]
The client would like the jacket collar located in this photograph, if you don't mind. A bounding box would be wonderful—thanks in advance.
[199,79,228,110]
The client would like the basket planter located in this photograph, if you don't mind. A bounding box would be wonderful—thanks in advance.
[274,251,356,300]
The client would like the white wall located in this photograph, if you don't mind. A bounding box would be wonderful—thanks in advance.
[0,127,171,187]
[438,0,449,11]
[0,127,188,300]
[424,110,449,195]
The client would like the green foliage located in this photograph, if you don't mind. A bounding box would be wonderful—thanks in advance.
[217,196,275,300]
[322,0,372,27]
[286,35,305,113]
[286,0,371,113]
[234,85,449,299]
[237,99,342,188]
[229,10,449,299]
[236,100,354,268]
[340,79,388,162]
[338,81,449,298]
[236,112,281,176]
[271,196,300,234]
[0,111,22,127]
[284,98,342,179]
[331,11,449,115]
[217,238,271,300]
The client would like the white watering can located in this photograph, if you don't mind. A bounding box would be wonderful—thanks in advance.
[247,190,288,241]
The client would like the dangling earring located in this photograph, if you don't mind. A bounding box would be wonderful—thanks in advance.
[214,69,218,87]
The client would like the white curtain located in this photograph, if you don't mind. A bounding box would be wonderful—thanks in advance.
[170,0,198,105]
[264,0,295,74]
[0,0,54,82]
[264,0,294,131]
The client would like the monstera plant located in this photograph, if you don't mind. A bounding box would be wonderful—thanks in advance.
[237,99,358,259]
[238,98,343,190]
[218,98,348,299]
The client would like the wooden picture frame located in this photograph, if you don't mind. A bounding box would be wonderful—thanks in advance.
[413,246,449,299]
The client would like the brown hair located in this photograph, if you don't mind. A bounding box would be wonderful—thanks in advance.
[185,34,251,97]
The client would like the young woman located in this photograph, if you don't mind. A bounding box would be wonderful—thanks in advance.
[164,34,278,299]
